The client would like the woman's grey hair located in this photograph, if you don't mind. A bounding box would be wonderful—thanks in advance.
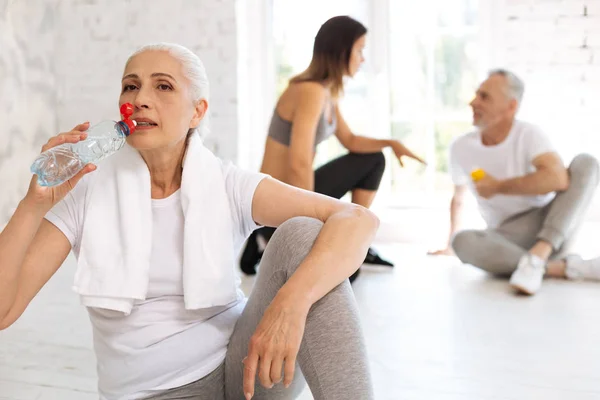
[489,68,525,105]
[125,42,210,138]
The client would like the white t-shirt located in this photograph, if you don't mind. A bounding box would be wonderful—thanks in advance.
[45,162,267,400]
[449,120,556,228]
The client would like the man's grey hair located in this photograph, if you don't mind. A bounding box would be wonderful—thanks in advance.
[488,69,525,104]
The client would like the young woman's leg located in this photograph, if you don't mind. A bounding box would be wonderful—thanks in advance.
[314,152,392,269]
[313,152,385,207]
[240,152,390,276]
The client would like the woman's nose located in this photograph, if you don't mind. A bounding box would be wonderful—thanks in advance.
[133,88,152,109]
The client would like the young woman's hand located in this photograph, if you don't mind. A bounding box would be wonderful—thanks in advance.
[390,140,426,167]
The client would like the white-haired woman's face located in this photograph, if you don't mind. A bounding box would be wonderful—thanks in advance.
[119,50,207,150]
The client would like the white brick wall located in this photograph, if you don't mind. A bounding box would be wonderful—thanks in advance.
[1,0,239,226]
[1,0,60,227]
[497,0,600,162]
[53,0,239,161]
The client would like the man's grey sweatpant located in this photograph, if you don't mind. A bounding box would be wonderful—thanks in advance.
[452,154,600,275]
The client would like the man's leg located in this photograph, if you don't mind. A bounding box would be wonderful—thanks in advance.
[452,229,527,276]
[541,154,600,277]
[452,202,548,275]
[453,205,553,290]
[508,154,599,291]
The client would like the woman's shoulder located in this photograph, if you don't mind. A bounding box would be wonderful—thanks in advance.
[276,81,327,121]
[291,82,328,115]
[286,81,328,102]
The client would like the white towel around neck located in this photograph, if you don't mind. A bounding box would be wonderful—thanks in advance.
[73,132,238,315]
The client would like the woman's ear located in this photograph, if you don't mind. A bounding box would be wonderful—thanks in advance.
[190,99,208,129]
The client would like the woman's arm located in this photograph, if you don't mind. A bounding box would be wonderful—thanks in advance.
[242,177,379,398]
[252,177,378,305]
[287,83,327,191]
[334,105,425,165]
[0,210,72,330]
[0,123,94,330]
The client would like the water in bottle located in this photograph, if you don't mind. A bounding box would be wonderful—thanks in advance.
[30,103,137,187]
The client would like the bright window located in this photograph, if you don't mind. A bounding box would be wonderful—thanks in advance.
[270,0,486,203]
[387,0,484,202]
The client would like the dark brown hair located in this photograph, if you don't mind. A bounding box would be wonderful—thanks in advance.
[291,16,367,98]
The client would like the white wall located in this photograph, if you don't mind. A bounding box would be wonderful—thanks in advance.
[0,0,60,227]
[494,0,600,163]
[1,0,239,226]
[4,0,600,227]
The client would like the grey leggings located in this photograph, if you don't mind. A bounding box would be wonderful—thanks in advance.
[146,217,373,399]
[452,153,599,275]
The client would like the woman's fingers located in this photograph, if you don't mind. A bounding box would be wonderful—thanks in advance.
[72,121,90,132]
[270,353,284,385]
[244,300,307,395]
[243,352,259,399]
[411,152,427,165]
[400,142,426,165]
[42,121,89,152]
[71,163,96,183]
[396,150,426,167]
[258,353,274,389]
[62,164,96,192]
[283,353,297,388]
[394,141,426,166]
[41,131,88,152]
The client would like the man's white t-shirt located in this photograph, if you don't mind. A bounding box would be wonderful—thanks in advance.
[45,162,267,400]
[449,120,556,228]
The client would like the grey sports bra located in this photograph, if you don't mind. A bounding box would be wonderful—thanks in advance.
[267,107,337,149]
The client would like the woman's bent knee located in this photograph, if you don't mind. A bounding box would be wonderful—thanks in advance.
[354,152,385,191]
[372,150,385,166]
[261,217,324,277]
[367,151,386,175]
[271,217,323,245]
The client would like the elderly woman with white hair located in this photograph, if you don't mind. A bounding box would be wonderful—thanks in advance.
[0,43,377,399]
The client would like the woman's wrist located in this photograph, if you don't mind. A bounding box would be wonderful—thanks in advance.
[18,197,50,220]
[276,280,314,315]
[385,139,397,148]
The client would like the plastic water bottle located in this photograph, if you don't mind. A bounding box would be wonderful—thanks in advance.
[30,103,137,187]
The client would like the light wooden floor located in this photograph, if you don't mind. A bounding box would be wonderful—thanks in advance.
[2,243,600,400]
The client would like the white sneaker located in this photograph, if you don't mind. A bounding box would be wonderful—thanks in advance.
[509,254,546,295]
[565,255,600,280]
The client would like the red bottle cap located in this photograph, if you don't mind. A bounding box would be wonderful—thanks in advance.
[120,103,134,119]
[123,118,136,134]
[120,103,136,134]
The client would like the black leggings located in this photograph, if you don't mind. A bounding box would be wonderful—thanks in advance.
[259,151,385,240]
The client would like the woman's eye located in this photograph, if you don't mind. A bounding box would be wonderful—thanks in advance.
[122,85,137,92]
[158,84,173,91]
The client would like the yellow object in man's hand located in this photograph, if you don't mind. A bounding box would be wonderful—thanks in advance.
[471,168,486,182]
